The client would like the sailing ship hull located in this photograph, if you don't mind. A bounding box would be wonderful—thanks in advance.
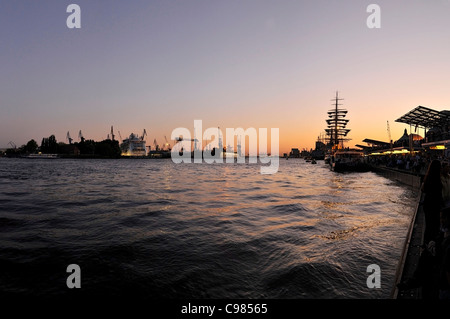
[330,151,370,172]
[332,161,371,172]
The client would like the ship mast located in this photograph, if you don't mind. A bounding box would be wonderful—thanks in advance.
[325,91,351,151]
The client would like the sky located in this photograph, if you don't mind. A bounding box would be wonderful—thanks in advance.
[1,0,450,153]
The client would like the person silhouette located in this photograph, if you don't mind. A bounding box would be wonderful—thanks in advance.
[422,160,443,244]
[438,206,450,299]
[441,162,450,207]
[398,174,448,297]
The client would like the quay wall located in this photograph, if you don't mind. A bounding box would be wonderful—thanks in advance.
[369,165,423,299]
[369,165,423,190]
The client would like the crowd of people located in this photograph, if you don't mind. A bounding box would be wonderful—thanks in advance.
[397,158,450,299]
[367,153,431,175]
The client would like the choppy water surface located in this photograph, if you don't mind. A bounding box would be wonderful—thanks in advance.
[0,158,417,299]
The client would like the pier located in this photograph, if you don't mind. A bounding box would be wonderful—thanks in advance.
[370,166,422,189]
[392,189,424,299]
[369,165,425,299]
[364,105,450,299]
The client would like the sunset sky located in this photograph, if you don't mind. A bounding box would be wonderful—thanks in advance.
[1,0,450,153]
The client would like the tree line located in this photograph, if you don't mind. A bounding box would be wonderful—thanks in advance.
[3,135,122,158]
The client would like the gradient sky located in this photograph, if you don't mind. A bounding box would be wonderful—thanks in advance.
[1,0,450,153]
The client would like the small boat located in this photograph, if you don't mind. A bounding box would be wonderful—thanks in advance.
[21,153,59,159]
[311,159,317,164]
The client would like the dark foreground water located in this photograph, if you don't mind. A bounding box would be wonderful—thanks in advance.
[0,157,417,299]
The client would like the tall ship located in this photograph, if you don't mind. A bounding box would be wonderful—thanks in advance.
[324,92,369,172]
[120,130,147,157]
[325,91,351,151]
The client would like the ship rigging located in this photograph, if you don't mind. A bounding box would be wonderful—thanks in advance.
[325,91,351,151]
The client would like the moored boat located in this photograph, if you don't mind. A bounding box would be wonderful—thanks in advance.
[120,131,147,157]
[320,92,370,172]
[331,151,370,172]
[21,153,59,159]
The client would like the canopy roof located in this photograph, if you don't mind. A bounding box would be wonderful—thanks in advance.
[362,139,390,147]
[395,106,450,129]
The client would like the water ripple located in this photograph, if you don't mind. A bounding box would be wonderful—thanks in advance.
[0,158,416,298]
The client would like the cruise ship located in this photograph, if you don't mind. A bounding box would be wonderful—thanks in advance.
[120,131,147,157]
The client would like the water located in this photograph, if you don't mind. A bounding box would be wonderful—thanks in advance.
[0,157,417,299]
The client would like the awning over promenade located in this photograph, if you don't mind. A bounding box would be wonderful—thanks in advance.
[395,106,450,129]
[362,139,391,147]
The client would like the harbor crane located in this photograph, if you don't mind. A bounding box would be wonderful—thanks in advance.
[387,121,393,151]
[175,137,199,142]
[66,131,73,144]
[78,130,85,142]
[118,131,123,143]
[153,138,159,151]
[8,141,16,149]
[164,135,171,151]
[110,126,115,141]
[175,136,200,151]
[140,129,147,141]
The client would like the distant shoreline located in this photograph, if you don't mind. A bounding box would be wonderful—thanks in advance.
[1,154,290,160]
